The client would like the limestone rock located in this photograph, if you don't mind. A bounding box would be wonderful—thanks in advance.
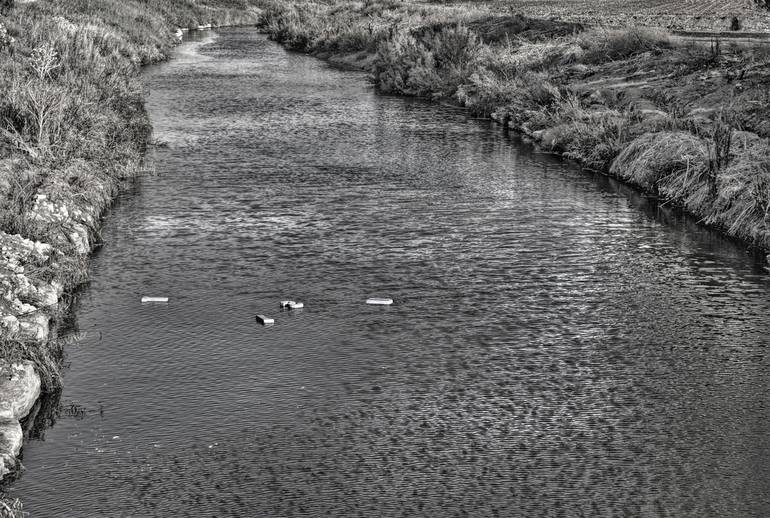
[0,315,19,334]
[0,452,19,481]
[36,281,62,308]
[0,418,24,481]
[0,420,22,457]
[27,193,93,255]
[0,362,42,422]
[18,312,49,341]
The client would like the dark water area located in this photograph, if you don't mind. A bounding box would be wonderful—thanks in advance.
[9,28,770,517]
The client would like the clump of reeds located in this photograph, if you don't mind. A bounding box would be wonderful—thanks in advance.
[610,131,710,192]
[707,136,770,242]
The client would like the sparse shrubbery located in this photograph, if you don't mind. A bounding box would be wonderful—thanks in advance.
[375,24,481,98]
[575,27,672,64]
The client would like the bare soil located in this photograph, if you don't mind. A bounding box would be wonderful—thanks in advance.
[444,0,770,32]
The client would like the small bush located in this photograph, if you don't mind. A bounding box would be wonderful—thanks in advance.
[374,30,439,95]
[374,24,481,98]
[539,93,632,169]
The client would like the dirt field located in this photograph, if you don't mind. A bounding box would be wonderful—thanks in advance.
[458,0,770,32]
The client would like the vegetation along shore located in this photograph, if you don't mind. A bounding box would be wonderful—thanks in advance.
[257,0,770,255]
[0,0,262,510]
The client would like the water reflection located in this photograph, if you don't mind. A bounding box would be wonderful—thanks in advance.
[8,28,770,517]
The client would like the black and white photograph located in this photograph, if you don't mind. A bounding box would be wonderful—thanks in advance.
[1,0,770,515]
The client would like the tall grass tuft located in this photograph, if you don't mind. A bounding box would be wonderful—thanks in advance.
[610,132,710,193]
[708,137,770,243]
[0,495,25,518]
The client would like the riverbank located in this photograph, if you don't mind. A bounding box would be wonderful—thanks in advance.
[0,0,262,502]
[256,0,770,257]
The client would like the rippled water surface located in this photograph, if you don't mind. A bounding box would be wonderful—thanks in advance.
[10,29,770,517]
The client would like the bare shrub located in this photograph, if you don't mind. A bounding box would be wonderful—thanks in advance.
[30,45,59,80]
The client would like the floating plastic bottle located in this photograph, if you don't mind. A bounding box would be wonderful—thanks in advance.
[141,296,168,303]
[366,298,393,305]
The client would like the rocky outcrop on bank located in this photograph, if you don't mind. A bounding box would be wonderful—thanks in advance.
[0,362,40,480]
[0,180,101,481]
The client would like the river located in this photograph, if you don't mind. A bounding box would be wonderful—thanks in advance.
[8,28,770,517]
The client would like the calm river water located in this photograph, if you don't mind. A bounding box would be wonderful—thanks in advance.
[9,28,770,517]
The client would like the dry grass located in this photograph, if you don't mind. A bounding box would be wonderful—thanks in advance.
[575,27,673,63]
[0,496,25,518]
[610,132,710,192]
[708,136,770,241]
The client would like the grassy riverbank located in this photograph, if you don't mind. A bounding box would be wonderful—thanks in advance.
[0,0,262,492]
[257,0,770,253]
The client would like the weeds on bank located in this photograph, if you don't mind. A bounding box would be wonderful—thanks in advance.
[0,496,25,518]
[0,337,62,392]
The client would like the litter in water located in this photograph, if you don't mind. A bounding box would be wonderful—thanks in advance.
[141,296,169,303]
[256,314,274,325]
[366,298,393,305]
